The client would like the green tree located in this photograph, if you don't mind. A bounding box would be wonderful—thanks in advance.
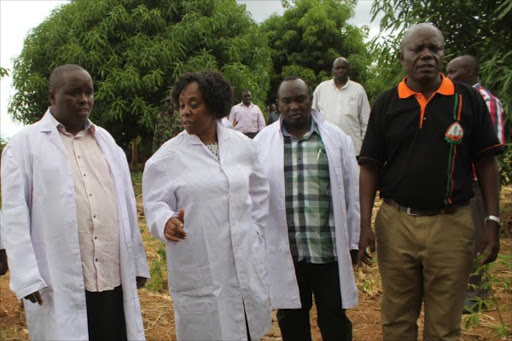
[0,67,8,78]
[370,0,512,181]
[9,0,271,153]
[261,0,370,103]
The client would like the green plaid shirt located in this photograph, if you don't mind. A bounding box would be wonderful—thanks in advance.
[282,119,336,263]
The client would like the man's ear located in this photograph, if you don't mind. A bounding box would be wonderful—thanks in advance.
[49,90,56,105]
[398,52,404,65]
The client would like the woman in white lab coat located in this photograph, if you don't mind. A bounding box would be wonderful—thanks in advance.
[143,70,271,341]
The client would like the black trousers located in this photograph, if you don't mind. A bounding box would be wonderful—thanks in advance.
[277,261,352,341]
[85,285,127,341]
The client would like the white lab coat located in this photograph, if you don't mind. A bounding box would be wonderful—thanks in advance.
[143,123,271,341]
[254,109,360,309]
[0,111,150,340]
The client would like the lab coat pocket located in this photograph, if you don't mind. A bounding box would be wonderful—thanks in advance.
[173,295,222,340]
[24,286,53,315]
[167,266,215,296]
[173,294,216,315]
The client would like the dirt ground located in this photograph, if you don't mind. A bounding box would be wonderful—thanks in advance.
[1,186,511,341]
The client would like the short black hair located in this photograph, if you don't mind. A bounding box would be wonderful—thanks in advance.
[278,76,312,98]
[172,70,233,119]
[49,64,88,92]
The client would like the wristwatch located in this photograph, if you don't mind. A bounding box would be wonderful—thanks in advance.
[484,215,502,225]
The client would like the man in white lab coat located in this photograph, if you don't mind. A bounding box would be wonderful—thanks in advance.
[1,64,149,340]
[254,76,360,341]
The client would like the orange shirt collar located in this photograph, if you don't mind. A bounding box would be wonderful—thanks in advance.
[398,73,454,99]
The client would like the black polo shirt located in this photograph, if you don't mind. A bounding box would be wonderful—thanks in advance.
[359,75,502,209]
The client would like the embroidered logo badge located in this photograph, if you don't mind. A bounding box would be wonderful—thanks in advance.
[445,122,464,144]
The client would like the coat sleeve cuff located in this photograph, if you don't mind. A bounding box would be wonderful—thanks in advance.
[15,281,47,301]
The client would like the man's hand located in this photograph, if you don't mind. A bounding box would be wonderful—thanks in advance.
[164,209,186,242]
[357,226,376,266]
[136,276,147,289]
[0,249,8,276]
[478,220,500,265]
[24,291,43,305]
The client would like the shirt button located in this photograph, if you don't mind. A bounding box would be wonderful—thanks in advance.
[94,236,97,240]
[95,258,98,262]
[83,173,86,177]
[89,194,92,197]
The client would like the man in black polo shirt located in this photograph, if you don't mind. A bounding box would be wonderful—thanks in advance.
[357,23,502,341]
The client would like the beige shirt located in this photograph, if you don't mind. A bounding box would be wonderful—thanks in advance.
[51,114,121,292]
[312,78,371,154]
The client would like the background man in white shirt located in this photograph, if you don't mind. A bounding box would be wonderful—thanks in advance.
[312,57,371,154]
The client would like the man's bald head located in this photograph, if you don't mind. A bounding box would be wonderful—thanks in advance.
[446,55,479,85]
[333,57,349,68]
[49,64,89,92]
[400,23,445,52]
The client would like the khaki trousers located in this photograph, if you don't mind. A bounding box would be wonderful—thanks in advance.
[375,202,474,341]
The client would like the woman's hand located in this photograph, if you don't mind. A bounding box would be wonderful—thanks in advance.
[164,209,186,242]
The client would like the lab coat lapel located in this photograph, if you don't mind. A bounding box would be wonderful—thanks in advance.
[39,111,68,157]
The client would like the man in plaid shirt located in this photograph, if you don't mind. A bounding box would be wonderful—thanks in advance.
[255,76,361,341]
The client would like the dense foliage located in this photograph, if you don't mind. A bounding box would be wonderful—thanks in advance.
[369,0,512,182]
[9,0,271,152]
[261,0,371,103]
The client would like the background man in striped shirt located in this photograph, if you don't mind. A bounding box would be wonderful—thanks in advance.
[447,55,505,313]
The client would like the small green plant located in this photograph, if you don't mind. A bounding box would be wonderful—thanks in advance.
[463,254,512,340]
[131,171,143,196]
[146,241,167,292]
[146,259,164,292]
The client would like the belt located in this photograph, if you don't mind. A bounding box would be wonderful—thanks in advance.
[383,198,469,216]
